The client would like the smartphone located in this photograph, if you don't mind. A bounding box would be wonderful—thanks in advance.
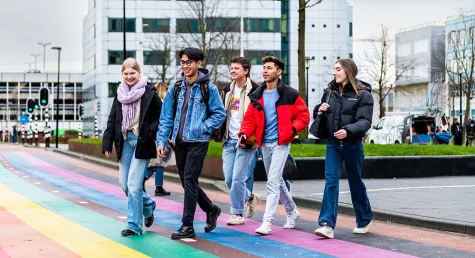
[236,134,246,148]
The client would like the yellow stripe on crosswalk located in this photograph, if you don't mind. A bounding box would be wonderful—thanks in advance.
[0,182,148,258]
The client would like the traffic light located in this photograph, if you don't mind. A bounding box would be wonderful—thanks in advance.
[39,88,49,107]
[79,105,84,118]
[97,101,101,112]
[22,111,26,116]
[26,99,35,114]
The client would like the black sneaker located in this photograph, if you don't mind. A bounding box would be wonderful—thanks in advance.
[204,204,221,233]
[121,229,141,236]
[171,225,195,239]
[144,202,156,228]
[155,186,171,196]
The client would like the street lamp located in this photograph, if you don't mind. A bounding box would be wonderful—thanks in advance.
[30,53,41,72]
[51,46,61,148]
[458,72,462,124]
[38,42,51,73]
[305,57,311,106]
[123,0,126,61]
[25,62,34,73]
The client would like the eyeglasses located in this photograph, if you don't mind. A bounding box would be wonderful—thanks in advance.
[180,60,196,67]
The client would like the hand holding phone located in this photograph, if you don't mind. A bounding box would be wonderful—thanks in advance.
[237,134,247,148]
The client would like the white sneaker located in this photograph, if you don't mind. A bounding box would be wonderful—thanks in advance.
[245,193,260,218]
[353,221,372,234]
[283,209,300,229]
[314,223,334,239]
[226,214,245,225]
[255,221,272,235]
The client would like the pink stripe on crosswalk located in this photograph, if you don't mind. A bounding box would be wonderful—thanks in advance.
[0,247,10,258]
[18,152,416,258]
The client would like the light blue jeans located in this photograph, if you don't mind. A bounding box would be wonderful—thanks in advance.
[247,148,291,192]
[119,131,156,234]
[145,166,165,186]
[222,138,257,215]
[261,142,296,222]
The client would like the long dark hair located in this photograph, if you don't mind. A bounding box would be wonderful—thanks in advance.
[336,59,366,97]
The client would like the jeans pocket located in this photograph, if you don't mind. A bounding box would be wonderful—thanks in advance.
[346,139,362,149]
[326,137,336,148]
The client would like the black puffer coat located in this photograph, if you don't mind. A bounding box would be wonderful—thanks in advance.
[102,85,162,161]
[313,80,373,139]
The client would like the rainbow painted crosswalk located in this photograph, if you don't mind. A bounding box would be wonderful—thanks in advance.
[0,147,474,258]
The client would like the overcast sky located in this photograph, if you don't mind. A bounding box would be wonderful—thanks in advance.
[0,0,474,73]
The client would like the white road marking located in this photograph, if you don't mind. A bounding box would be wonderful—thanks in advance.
[52,190,60,193]
[78,201,88,204]
[34,182,41,185]
[308,185,475,196]
[118,216,127,219]
[22,176,28,178]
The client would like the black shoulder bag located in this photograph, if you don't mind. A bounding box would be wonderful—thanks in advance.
[309,89,331,139]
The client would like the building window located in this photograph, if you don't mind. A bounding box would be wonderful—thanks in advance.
[458,29,466,45]
[244,50,281,65]
[177,18,240,33]
[349,22,352,37]
[448,31,458,45]
[323,56,327,60]
[397,43,411,57]
[108,83,118,97]
[143,50,170,65]
[108,51,136,65]
[414,39,428,54]
[108,18,136,32]
[414,63,429,79]
[93,24,96,38]
[245,18,281,33]
[142,18,170,33]
[312,24,315,28]
[323,24,326,28]
[337,56,340,60]
[337,24,340,28]
[349,53,353,58]
[388,93,394,112]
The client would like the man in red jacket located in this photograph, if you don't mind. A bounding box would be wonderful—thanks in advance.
[238,56,310,235]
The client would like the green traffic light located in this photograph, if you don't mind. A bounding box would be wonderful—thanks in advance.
[34,105,39,109]
[41,100,46,104]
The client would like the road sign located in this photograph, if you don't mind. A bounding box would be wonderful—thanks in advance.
[19,115,30,124]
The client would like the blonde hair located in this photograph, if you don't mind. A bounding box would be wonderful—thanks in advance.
[121,57,141,74]
[155,82,169,100]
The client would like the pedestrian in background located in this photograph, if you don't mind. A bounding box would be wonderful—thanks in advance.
[313,59,373,239]
[102,58,162,236]
[239,56,309,235]
[143,82,171,196]
[220,57,259,225]
[451,118,463,146]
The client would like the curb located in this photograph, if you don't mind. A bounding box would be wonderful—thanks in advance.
[292,196,475,236]
[50,148,475,236]
[51,149,224,192]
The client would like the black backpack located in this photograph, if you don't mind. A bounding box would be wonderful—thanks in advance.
[173,80,225,142]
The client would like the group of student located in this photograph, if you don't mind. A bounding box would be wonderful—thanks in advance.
[102,47,374,240]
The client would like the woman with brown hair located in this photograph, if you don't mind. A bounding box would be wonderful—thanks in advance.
[102,58,162,236]
[313,59,373,239]
[143,82,171,196]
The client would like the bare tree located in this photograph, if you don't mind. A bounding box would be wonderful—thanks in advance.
[144,33,176,85]
[362,25,416,118]
[176,0,240,81]
[298,0,323,139]
[445,16,475,129]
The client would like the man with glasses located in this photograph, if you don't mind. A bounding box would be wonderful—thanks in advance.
[156,47,226,239]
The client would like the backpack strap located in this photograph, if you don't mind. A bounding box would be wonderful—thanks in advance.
[172,80,182,116]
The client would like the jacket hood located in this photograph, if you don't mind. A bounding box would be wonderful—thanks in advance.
[181,67,210,85]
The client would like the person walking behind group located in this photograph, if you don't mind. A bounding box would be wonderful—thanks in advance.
[156,48,226,239]
[143,82,171,196]
[239,56,309,235]
[102,58,162,236]
[313,59,373,239]
[221,57,260,225]
[451,118,463,146]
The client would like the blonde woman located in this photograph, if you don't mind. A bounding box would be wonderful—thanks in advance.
[144,82,171,196]
[102,58,162,236]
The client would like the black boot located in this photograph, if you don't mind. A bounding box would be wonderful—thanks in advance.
[171,225,195,239]
[121,229,140,236]
[155,186,171,196]
[142,177,149,192]
[204,204,221,233]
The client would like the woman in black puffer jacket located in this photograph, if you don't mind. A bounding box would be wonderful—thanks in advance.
[313,59,373,239]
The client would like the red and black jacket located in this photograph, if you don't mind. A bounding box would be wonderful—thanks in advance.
[239,79,310,147]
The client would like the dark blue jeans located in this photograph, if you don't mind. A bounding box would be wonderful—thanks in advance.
[318,137,372,229]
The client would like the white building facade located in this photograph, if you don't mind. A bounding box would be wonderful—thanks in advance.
[83,0,353,134]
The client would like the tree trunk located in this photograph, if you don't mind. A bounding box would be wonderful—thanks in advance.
[297,0,308,139]
[379,87,385,119]
[464,88,471,144]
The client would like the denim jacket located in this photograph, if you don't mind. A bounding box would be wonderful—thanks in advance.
[156,73,226,148]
